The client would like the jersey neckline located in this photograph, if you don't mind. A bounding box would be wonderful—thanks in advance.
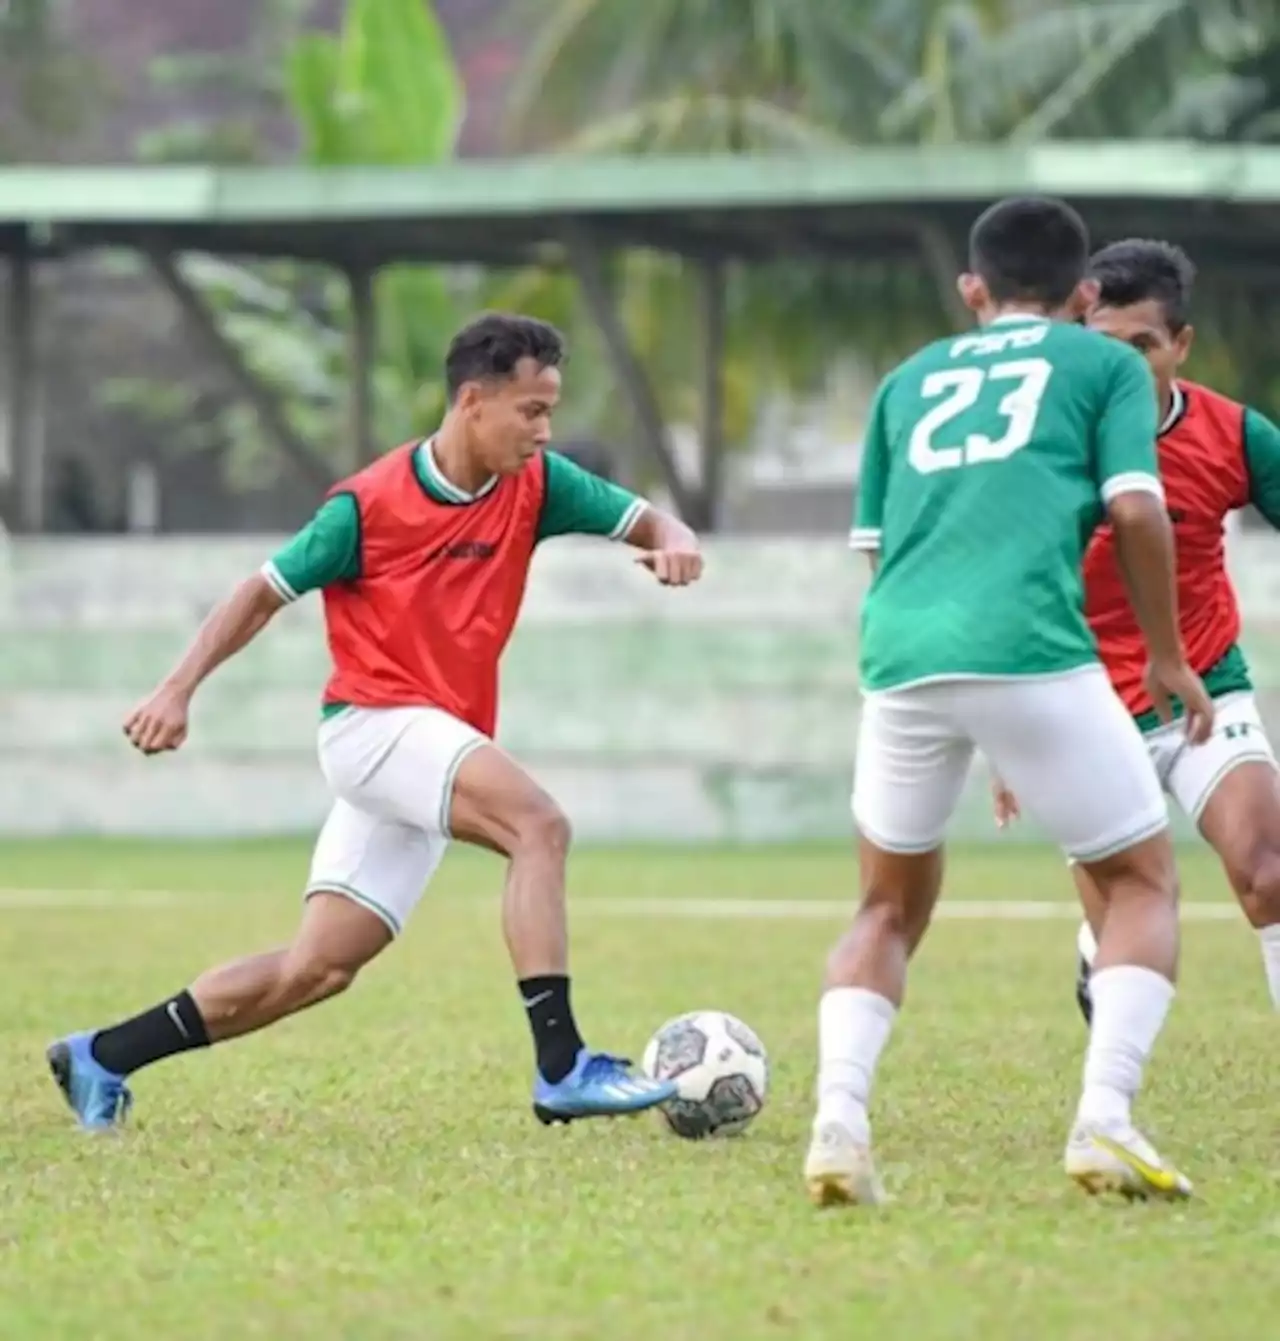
[1160,383,1188,437]
[412,437,501,507]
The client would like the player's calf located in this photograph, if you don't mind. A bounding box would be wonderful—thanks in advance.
[1074,832,1178,1130]
[449,747,582,1078]
[1231,851,1280,1009]
[1075,920,1097,1025]
[1198,760,1280,1009]
[47,892,392,1128]
[1069,862,1109,1025]
[1227,848,1280,927]
[1061,832,1195,1198]
[978,664,1192,1184]
[447,742,673,1118]
[810,841,943,1195]
[192,894,381,1040]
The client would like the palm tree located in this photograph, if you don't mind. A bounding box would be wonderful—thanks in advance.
[495,2,1034,513]
[495,0,1280,520]
[503,0,902,153]
[1146,19,1280,142]
[993,0,1280,143]
[506,0,1280,149]
[102,0,476,493]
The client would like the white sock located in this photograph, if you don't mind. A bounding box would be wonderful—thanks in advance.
[1077,965,1174,1127]
[1259,924,1280,1009]
[1077,920,1098,968]
[815,987,896,1141]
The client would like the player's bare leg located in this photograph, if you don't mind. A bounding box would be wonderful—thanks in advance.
[1070,863,1107,1023]
[448,744,573,981]
[805,839,943,1208]
[189,894,391,1040]
[447,742,675,1123]
[1065,830,1191,1199]
[46,893,392,1129]
[1197,762,1280,1007]
[1075,760,1280,1015]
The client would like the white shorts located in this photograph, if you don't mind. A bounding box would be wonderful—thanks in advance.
[1144,691,1276,822]
[306,706,487,935]
[853,667,1168,863]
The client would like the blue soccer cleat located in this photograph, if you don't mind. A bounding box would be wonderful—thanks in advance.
[47,1032,133,1131]
[532,1048,676,1125]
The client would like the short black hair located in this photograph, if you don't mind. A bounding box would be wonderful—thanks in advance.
[444,313,566,400]
[969,196,1090,306]
[1088,239,1195,331]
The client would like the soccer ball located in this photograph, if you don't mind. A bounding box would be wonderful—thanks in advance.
[640,1010,769,1140]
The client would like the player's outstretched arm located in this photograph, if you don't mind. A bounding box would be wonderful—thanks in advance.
[123,575,287,756]
[625,505,703,587]
[123,493,359,756]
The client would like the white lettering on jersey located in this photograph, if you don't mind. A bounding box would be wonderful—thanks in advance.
[949,324,1049,360]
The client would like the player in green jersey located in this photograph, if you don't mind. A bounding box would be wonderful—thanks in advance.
[804,197,1214,1208]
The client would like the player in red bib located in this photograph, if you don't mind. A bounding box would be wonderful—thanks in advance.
[47,313,702,1130]
[993,241,1280,1016]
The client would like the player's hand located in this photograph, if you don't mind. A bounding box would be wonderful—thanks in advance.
[1145,659,1215,745]
[123,683,191,755]
[635,547,703,587]
[991,776,1020,829]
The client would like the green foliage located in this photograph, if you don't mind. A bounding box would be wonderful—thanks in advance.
[136,0,315,166]
[503,0,1280,449]
[286,0,462,164]
[0,0,104,160]
[110,0,476,492]
[284,0,468,453]
[135,120,264,168]
[95,0,1280,504]
[1184,276,1280,420]
[509,0,1280,149]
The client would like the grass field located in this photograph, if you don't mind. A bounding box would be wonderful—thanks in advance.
[0,838,1274,1340]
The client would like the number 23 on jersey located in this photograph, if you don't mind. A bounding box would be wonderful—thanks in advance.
[908,358,1054,475]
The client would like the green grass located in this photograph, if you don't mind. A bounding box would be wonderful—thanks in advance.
[0,840,1273,1340]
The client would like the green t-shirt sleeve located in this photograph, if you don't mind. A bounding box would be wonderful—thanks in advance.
[261,493,361,600]
[1094,346,1162,504]
[851,377,890,551]
[536,451,647,542]
[1244,407,1280,529]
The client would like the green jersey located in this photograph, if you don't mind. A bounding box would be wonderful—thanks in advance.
[852,314,1162,692]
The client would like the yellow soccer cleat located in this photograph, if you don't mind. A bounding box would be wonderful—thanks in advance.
[1064,1121,1193,1202]
[804,1120,886,1208]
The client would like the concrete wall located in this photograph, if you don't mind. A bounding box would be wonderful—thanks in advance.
[2,533,1277,841]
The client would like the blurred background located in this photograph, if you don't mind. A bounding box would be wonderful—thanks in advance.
[1,0,1279,842]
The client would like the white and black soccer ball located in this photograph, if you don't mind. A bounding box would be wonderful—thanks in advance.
[641,1010,769,1140]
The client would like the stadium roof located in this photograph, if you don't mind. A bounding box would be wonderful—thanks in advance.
[2,142,1280,266]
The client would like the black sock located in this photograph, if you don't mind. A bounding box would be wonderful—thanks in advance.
[90,990,211,1076]
[519,975,584,1083]
[1076,955,1094,1027]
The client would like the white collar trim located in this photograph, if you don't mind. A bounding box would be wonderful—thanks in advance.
[1159,383,1185,436]
[420,436,499,503]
